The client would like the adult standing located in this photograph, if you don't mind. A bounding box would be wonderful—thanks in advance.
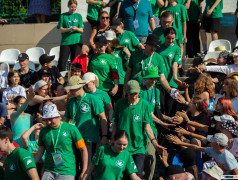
[28,0,51,23]
[118,0,156,43]
[200,0,223,53]
[57,0,84,71]
[0,125,39,179]
[112,80,166,178]
[34,104,88,180]
[64,76,108,180]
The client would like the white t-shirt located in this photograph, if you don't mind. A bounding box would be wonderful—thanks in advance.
[2,85,26,104]
[215,94,238,114]
[206,64,238,75]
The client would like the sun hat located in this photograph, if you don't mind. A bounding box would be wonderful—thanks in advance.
[65,76,86,90]
[145,34,159,46]
[94,36,108,46]
[82,72,99,84]
[214,115,235,123]
[39,54,55,65]
[33,80,47,91]
[126,80,140,94]
[17,53,29,61]
[231,48,238,56]
[221,120,238,136]
[42,104,61,119]
[110,18,122,29]
[207,133,228,146]
[215,46,226,51]
[143,66,160,79]
[203,165,223,180]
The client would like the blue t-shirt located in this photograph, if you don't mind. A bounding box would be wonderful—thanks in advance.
[0,103,8,117]
[205,147,238,171]
[118,0,153,38]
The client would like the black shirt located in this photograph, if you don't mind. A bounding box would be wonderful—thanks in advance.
[18,69,36,88]
[188,112,208,136]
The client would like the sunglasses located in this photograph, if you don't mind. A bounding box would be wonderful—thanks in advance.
[101,17,109,19]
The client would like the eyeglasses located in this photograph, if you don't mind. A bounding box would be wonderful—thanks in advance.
[101,17,109,19]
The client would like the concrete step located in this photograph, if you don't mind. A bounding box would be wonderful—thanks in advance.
[185,64,193,70]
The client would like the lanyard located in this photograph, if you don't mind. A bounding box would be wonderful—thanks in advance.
[72,92,86,120]
[68,13,76,28]
[50,122,62,152]
[118,31,124,43]
[129,0,140,20]
[144,86,154,104]
[141,50,154,70]
[158,43,174,53]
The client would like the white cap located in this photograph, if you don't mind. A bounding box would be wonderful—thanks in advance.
[207,133,228,146]
[104,30,116,41]
[42,104,61,119]
[214,114,235,123]
[82,72,99,84]
[33,80,47,91]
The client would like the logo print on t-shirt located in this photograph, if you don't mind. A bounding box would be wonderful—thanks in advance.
[115,160,124,168]
[9,163,16,172]
[124,39,130,43]
[168,53,173,58]
[100,59,107,65]
[133,114,141,122]
[26,160,32,165]
[80,103,90,113]
[62,132,67,136]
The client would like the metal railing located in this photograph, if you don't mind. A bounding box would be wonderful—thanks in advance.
[0,0,61,21]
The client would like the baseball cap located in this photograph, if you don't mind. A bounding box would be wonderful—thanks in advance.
[38,69,51,77]
[82,72,99,84]
[105,30,116,41]
[71,63,82,70]
[42,104,61,119]
[231,48,238,56]
[214,115,235,123]
[39,54,55,65]
[110,18,122,29]
[33,80,47,91]
[165,165,185,176]
[17,53,29,61]
[203,165,223,180]
[94,36,108,46]
[207,133,228,146]
[127,80,140,94]
[65,76,86,90]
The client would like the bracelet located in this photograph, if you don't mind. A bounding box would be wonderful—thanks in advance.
[151,138,156,142]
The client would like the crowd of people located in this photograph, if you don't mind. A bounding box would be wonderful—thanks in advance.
[1,0,238,180]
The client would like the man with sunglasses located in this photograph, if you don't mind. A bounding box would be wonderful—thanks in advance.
[34,103,88,180]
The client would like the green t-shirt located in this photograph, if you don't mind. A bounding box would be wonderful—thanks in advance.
[64,94,104,143]
[57,12,84,45]
[113,47,128,85]
[166,3,189,35]
[149,0,160,17]
[87,1,103,21]
[204,0,223,18]
[91,89,111,107]
[158,43,181,88]
[109,0,124,18]
[128,49,165,84]
[139,86,159,137]
[152,26,184,46]
[38,122,84,176]
[92,145,137,179]
[4,147,36,180]
[112,98,151,154]
[117,30,141,52]
[88,53,118,91]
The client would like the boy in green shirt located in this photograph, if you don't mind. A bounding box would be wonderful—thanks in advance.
[200,0,223,52]
[0,125,39,180]
[112,80,166,178]
[34,104,88,180]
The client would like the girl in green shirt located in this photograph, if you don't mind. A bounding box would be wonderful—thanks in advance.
[82,130,140,180]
